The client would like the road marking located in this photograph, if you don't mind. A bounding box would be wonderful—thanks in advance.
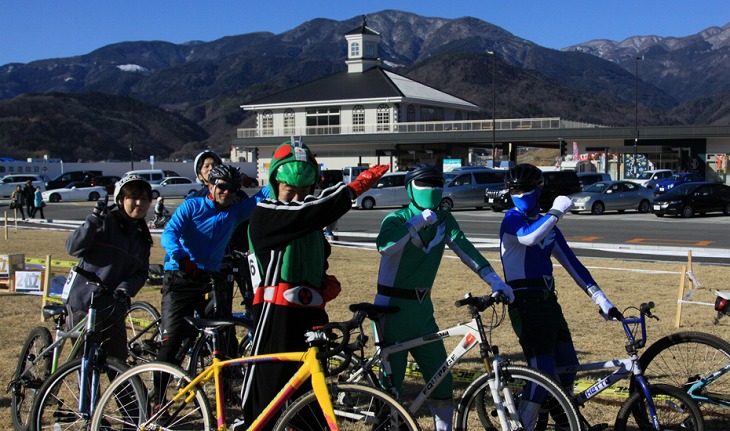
[565,236,602,241]
[626,238,714,247]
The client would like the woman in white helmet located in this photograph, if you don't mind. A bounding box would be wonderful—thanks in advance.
[64,174,153,363]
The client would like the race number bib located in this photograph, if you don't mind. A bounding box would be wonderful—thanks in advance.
[61,268,79,302]
[247,252,261,290]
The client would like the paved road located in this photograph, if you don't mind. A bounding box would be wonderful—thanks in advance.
[4,198,728,265]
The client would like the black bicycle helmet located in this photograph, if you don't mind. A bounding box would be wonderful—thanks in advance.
[505,163,544,193]
[208,164,243,188]
[404,164,444,188]
[194,150,222,183]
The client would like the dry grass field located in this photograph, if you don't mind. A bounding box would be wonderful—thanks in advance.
[1,227,729,429]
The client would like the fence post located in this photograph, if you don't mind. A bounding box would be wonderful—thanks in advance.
[41,255,52,322]
[675,264,687,328]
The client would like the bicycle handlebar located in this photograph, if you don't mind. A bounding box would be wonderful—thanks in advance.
[454,291,505,311]
[314,310,366,361]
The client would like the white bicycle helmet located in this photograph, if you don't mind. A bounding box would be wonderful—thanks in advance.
[113,174,152,204]
[194,150,223,184]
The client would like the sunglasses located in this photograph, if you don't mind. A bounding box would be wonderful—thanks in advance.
[216,183,239,192]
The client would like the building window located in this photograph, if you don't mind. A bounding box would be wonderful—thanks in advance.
[284,109,295,135]
[261,110,274,136]
[352,105,365,133]
[364,42,376,58]
[455,110,463,121]
[306,106,340,135]
[350,42,360,57]
[377,104,390,132]
[420,106,444,122]
[407,105,416,122]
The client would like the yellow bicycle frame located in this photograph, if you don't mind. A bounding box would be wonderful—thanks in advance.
[160,346,339,431]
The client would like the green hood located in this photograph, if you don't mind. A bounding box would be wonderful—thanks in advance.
[268,140,320,198]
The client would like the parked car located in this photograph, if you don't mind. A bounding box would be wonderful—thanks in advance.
[439,168,505,211]
[485,170,581,212]
[568,181,654,215]
[319,169,343,188]
[576,172,611,189]
[0,174,47,198]
[630,169,674,190]
[652,182,730,218]
[124,169,167,184]
[90,175,121,195]
[45,170,103,190]
[150,176,199,198]
[353,172,408,209]
[42,182,108,202]
[653,172,704,195]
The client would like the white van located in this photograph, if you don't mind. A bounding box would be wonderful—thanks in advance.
[631,169,673,189]
[342,166,369,184]
[124,170,167,184]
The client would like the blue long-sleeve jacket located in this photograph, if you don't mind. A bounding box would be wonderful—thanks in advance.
[162,190,266,272]
[499,207,596,290]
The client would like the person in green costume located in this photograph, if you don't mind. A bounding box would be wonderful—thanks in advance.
[241,138,389,430]
[374,163,513,431]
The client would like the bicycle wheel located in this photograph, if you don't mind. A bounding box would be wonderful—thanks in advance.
[454,365,581,431]
[30,356,137,430]
[635,331,730,428]
[125,301,161,365]
[10,326,53,431]
[274,382,421,431]
[90,361,212,431]
[614,383,705,431]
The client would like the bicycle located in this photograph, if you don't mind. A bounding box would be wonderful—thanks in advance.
[27,268,147,430]
[7,296,160,431]
[338,293,582,431]
[630,292,730,430]
[552,301,705,431]
[89,312,420,430]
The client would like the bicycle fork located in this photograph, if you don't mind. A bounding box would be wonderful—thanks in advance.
[488,362,523,431]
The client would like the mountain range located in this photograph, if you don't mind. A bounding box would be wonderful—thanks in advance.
[1,10,729,161]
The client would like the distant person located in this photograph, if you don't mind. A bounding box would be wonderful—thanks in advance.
[188,150,223,198]
[31,186,45,219]
[22,181,35,220]
[10,185,26,219]
[152,196,168,227]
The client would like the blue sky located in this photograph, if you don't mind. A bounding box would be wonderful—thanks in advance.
[2,0,729,66]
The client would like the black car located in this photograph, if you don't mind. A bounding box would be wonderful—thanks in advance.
[651,182,730,218]
[90,175,121,195]
[319,169,343,188]
[45,170,103,190]
[485,170,581,212]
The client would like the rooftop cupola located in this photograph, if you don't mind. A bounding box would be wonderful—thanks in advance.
[345,15,381,73]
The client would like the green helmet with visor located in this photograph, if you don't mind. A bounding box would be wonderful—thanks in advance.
[268,138,319,198]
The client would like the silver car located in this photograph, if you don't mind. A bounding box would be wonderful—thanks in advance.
[353,172,408,209]
[569,180,654,215]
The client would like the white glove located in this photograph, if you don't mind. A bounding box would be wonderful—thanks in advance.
[407,209,438,232]
[591,288,617,320]
[480,269,514,303]
[547,196,574,220]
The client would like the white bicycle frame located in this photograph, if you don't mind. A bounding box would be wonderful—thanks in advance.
[352,317,521,430]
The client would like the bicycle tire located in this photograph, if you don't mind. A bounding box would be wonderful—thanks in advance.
[125,301,161,365]
[634,331,730,428]
[30,356,137,430]
[454,364,581,431]
[273,382,421,431]
[90,361,213,431]
[614,383,705,431]
[10,326,53,431]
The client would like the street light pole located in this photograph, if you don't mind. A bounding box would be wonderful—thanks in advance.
[487,51,496,166]
[129,92,136,170]
[633,56,643,177]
